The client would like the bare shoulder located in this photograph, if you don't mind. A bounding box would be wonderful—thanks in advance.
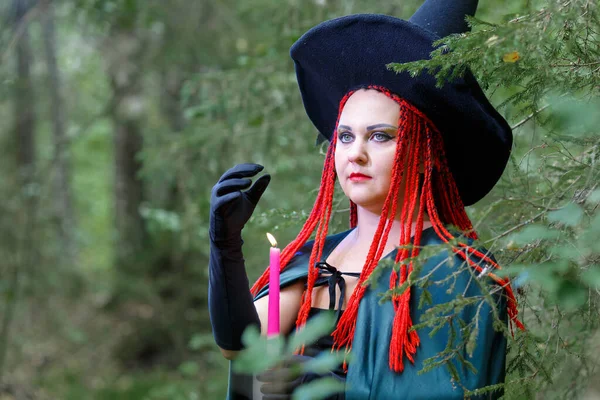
[254,279,305,336]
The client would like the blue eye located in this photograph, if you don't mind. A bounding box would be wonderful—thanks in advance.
[371,132,392,142]
[339,132,354,143]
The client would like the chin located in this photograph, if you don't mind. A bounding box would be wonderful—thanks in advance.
[347,192,385,212]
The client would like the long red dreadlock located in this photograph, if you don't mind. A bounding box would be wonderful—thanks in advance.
[250,85,524,373]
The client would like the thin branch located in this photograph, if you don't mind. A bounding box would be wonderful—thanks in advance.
[484,209,550,245]
[485,174,584,244]
[550,61,600,67]
[511,104,551,130]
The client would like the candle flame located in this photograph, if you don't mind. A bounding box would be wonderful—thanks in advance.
[266,232,278,247]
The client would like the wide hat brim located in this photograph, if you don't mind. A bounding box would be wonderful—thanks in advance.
[291,14,512,206]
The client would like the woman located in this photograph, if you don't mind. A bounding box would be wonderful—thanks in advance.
[208,1,524,399]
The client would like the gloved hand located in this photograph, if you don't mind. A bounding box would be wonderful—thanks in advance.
[208,163,271,351]
[257,355,346,400]
[210,163,271,245]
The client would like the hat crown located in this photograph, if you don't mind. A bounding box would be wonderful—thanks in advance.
[409,0,479,37]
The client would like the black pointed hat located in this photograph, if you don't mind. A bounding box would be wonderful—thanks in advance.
[290,0,512,206]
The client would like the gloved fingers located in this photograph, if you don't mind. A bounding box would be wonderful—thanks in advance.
[245,174,271,205]
[212,191,241,212]
[288,354,314,364]
[218,163,264,183]
[256,366,295,383]
[260,377,302,397]
[298,371,324,385]
[215,178,252,197]
[257,355,310,383]
[261,394,291,400]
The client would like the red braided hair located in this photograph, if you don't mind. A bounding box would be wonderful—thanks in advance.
[349,201,357,228]
[251,86,524,373]
[250,91,350,297]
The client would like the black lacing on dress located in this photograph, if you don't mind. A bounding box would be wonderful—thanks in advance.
[310,261,361,320]
[302,261,360,377]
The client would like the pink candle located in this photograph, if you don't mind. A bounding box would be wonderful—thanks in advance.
[266,233,280,336]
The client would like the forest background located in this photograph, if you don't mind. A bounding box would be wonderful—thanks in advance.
[0,0,599,399]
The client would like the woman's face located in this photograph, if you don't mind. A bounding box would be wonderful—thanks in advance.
[335,89,401,213]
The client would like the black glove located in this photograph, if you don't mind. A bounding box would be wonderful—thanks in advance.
[209,163,271,245]
[257,355,346,400]
[208,163,271,351]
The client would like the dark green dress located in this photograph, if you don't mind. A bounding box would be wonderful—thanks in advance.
[230,226,507,399]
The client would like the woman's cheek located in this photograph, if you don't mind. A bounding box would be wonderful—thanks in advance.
[338,179,350,198]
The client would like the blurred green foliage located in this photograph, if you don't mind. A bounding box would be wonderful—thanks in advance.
[0,0,598,399]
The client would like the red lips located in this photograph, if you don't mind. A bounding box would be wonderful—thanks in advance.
[349,172,372,181]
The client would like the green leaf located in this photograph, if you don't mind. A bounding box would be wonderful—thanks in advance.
[523,264,564,292]
[455,351,478,375]
[581,265,600,288]
[464,383,506,397]
[365,258,393,287]
[508,224,560,245]
[241,324,261,346]
[586,189,600,205]
[286,312,336,353]
[466,324,479,357]
[496,263,528,278]
[547,203,584,227]
[555,280,587,310]
[548,245,581,261]
[418,288,433,309]
[540,259,571,274]
[577,214,600,254]
[446,362,460,382]
[303,352,350,375]
[292,376,345,400]
[233,326,285,374]
[546,95,600,138]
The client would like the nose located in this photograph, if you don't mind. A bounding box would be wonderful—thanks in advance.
[347,140,368,165]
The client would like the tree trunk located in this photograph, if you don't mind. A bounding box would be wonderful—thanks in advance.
[0,0,37,381]
[158,68,185,215]
[41,0,77,263]
[13,2,36,176]
[106,29,147,274]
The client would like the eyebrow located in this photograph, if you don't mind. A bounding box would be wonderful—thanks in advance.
[338,123,398,131]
